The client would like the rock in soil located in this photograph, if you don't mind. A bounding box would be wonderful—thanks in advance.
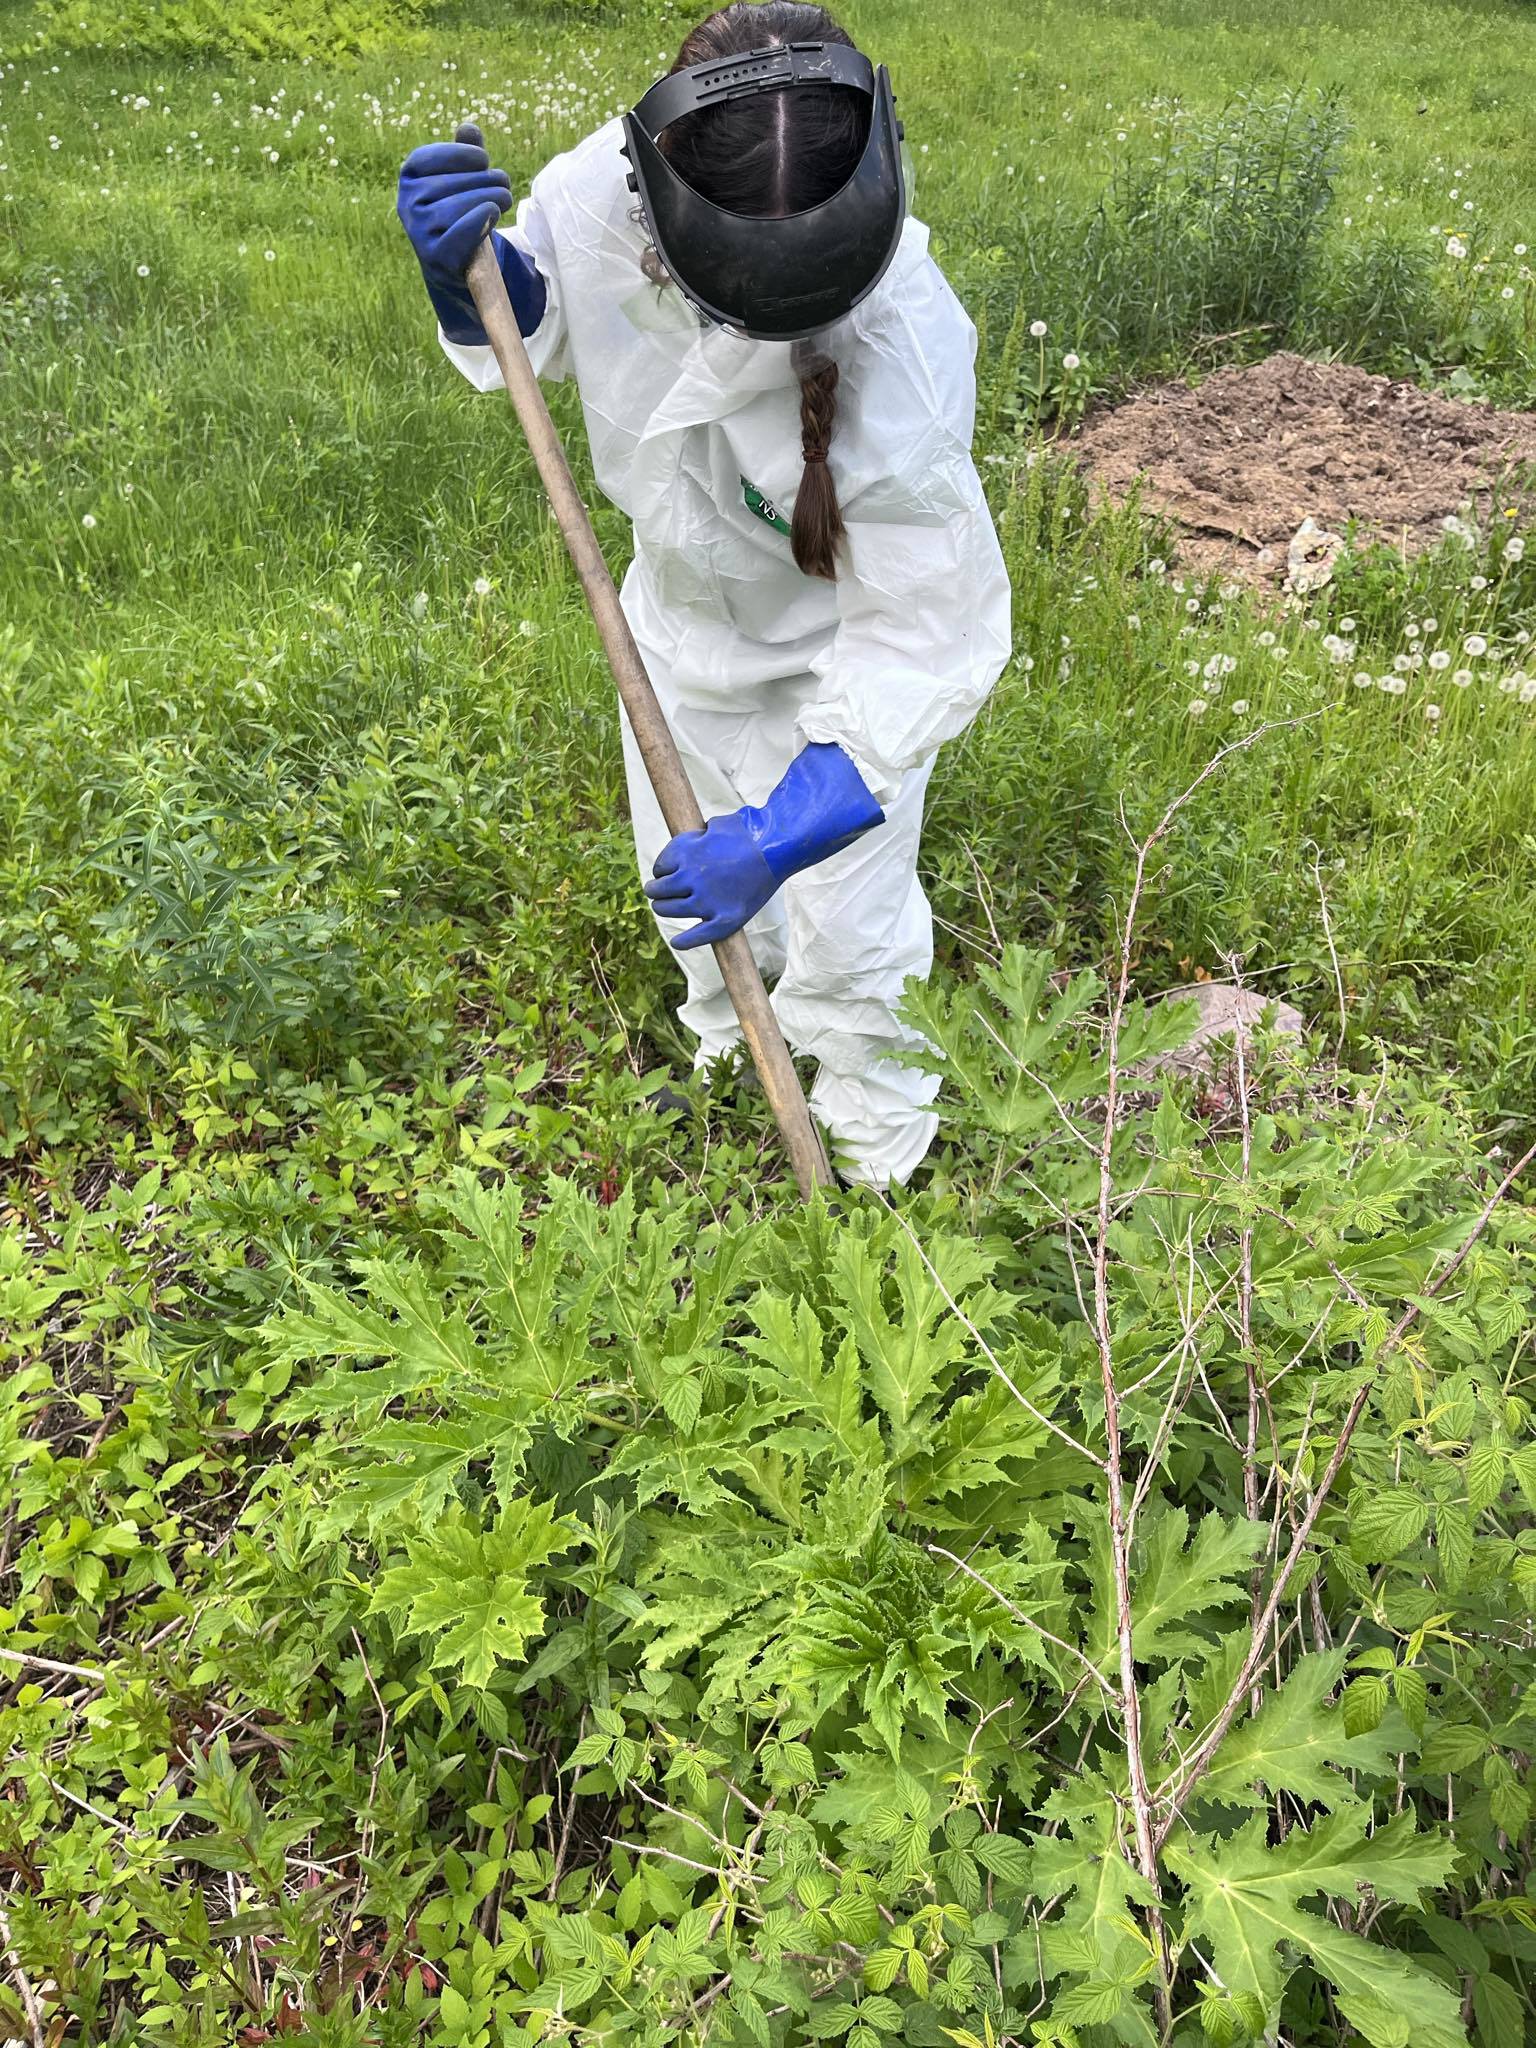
[1148,983,1306,1084]
[1072,350,1536,586]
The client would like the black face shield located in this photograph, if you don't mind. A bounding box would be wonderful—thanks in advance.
[620,41,906,343]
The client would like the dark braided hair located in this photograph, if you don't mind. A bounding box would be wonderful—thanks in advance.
[657,2,868,580]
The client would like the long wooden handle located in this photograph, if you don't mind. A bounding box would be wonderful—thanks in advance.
[453,159,832,1197]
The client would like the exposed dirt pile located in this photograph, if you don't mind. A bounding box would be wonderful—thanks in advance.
[1073,350,1536,584]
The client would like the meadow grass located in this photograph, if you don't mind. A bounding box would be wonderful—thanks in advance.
[5,0,1536,1180]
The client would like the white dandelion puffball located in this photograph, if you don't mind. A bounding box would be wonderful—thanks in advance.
[1464,633,1489,656]
[1188,697,1209,716]
[1353,671,1373,688]
[1029,319,1047,338]
[1425,703,1441,721]
[82,512,97,529]
[1231,699,1249,714]
[1505,536,1525,562]
[1429,649,1451,670]
[1453,668,1473,687]
[1062,351,1081,370]
[472,576,491,596]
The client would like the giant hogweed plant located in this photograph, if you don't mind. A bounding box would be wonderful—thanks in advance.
[252,824,1536,2044]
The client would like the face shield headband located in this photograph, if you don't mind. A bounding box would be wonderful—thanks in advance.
[620,42,906,343]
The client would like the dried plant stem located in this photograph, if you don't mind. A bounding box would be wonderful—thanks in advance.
[1155,1135,1536,1843]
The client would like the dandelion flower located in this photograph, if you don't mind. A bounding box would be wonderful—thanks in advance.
[1446,235,1468,259]
[81,512,97,529]
[1339,616,1356,633]
[1516,242,1529,256]
[1188,697,1209,716]
[1505,536,1525,562]
[1502,285,1516,300]
[1428,649,1450,670]
[1257,630,1276,647]
[1425,703,1441,721]
[1147,557,1166,576]
[1185,597,1201,614]
[1382,675,1408,695]
[1029,318,1047,338]
[1352,671,1373,688]
[519,619,538,637]
[1231,698,1249,714]
[1464,633,1489,655]
[264,248,276,261]
[136,262,150,277]
[1062,350,1081,370]
[1453,668,1473,687]
[1471,574,1489,590]
[410,591,429,620]
[472,575,491,596]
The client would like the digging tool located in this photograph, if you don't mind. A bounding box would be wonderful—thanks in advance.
[450,121,833,1199]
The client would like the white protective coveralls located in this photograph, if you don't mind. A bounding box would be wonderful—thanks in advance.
[439,118,1012,1185]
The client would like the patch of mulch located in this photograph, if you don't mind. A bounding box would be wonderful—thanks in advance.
[1072,350,1536,585]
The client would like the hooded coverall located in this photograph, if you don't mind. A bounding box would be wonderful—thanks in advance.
[437,119,1012,1185]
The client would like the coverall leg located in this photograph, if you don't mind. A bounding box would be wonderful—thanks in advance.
[617,658,939,1187]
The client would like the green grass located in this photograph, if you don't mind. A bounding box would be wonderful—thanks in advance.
[5,0,1536,2038]
[4,0,1536,1170]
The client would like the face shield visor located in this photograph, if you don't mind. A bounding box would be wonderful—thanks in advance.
[620,42,907,344]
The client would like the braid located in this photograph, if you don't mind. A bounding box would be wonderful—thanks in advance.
[791,339,845,581]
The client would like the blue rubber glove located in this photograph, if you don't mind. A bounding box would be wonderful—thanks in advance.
[645,743,885,952]
[397,139,546,345]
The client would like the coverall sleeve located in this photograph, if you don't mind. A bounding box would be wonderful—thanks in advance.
[795,267,1013,806]
[436,187,571,391]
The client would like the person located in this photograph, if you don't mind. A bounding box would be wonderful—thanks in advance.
[396,1,1011,1187]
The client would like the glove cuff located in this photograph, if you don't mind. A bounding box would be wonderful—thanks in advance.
[421,232,547,345]
[748,743,885,885]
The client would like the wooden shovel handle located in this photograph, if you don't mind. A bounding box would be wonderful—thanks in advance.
[452,128,832,1196]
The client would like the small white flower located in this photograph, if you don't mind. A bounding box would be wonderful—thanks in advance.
[1521,677,1536,704]
[264,248,276,261]
[81,512,97,529]
[1029,318,1047,338]
[1405,622,1421,639]
[1231,699,1249,714]
[1428,649,1451,670]
[1502,285,1516,300]
[1257,630,1276,647]
[1147,557,1166,576]
[1393,653,1412,671]
[410,590,428,620]
[1504,536,1525,562]
[1381,675,1408,695]
[1062,350,1081,370]
[1187,697,1209,716]
[136,262,150,277]
[1425,702,1441,721]
[1464,633,1489,655]
[519,619,538,637]
[1126,613,1141,630]
[1471,574,1489,590]
[1516,242,1528,256]
[1338,616,1356,633]
[1422,616,1437,632]
[1446,235,1467,259]
[1453,668,1473,687]
[1352,671,1373,688]
[1185,596,1201,613]
[1270,643,1286,660]
[472,575,491,596]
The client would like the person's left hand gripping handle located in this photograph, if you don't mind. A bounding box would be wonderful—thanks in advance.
[645,743,886,951]
[396,135,546,345]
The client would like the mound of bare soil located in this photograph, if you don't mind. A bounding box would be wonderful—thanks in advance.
[1073,350,1536,585]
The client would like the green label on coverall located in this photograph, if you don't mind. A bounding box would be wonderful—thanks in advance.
[741,475,791,536]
